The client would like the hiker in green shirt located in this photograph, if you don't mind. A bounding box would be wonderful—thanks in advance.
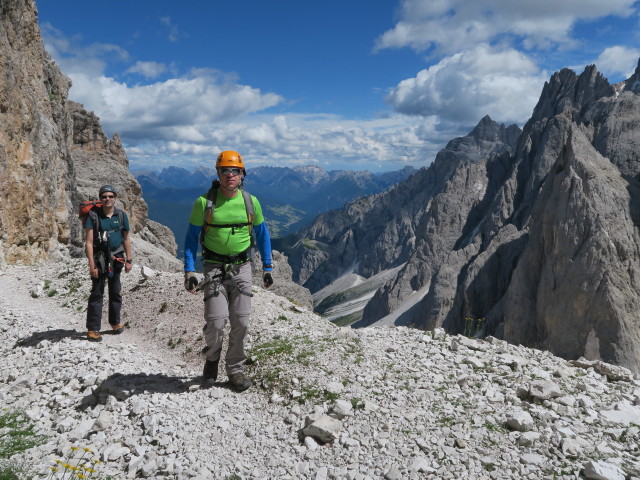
[184,151,273,392]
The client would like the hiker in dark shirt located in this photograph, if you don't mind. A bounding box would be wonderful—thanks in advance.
[84,185,133,342]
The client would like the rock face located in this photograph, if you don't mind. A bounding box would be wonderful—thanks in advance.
[0,0,181,272]
[253,250,313,310]
[0,0,73,266]
[288,63,640,374]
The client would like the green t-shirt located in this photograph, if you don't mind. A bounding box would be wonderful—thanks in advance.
[189,190,264,256]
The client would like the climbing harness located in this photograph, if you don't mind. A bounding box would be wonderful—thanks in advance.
[200,263,254,302]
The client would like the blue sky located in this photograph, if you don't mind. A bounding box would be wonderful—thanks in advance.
[37,0,640,173]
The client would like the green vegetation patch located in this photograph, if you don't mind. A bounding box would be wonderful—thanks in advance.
[0,409,46,479]
[247,334,360,404]
[0,410,45,459]
[464,317,485,337]
[331,311,363,327]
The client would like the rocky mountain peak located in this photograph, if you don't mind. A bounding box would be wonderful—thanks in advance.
[529,65,614,124]
[470,114,507,141]
[623,58,640,94]
[70,101,126,160]
[288,60,640,375]
[293,165,329,185]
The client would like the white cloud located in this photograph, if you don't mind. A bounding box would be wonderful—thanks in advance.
[66,71,283,141]
[41,23,129,77]
[125,61,167,79]
[376,0,637,54]
[125,113,458,172]
[386,45,548,124]
[40,13,536,175]
[43,28,455,172]
[160,16,181,42]
[595,46,640,79]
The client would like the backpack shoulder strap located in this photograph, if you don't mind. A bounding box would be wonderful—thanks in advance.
[115,209,125,245]
[240,187,255,234]
[87,208,102,247]
[87,208,100,231]
[200,180,220,246]
[118,210,125,232]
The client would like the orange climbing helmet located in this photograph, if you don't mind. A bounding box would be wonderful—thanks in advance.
[216,150,245,172]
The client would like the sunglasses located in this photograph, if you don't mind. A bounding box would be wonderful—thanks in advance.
[219,167,242,176]
[101,195,115,199]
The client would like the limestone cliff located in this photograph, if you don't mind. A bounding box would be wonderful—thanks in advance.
[0,0,73,266]
[0,0,181,272]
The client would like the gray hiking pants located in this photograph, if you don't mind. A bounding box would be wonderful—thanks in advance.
[202,261,253,375]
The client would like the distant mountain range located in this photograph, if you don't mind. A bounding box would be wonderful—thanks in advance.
[133,164,416,256]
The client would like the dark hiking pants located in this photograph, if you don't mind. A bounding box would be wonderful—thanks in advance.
[86,269,122,332]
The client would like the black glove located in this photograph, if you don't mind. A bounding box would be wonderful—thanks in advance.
[263,272,273,288]
[184,272,199,292]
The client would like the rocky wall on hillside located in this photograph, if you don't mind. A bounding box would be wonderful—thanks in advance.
[0,0,181,272]
[0,0,74,267]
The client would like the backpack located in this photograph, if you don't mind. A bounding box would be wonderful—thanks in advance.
[200,179,255,243]
[79,200,102,226]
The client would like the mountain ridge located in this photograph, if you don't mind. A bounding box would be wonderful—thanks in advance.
[287,62,640,374]
[134,164,416,256]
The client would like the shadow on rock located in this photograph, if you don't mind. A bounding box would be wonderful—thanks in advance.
[77,372,219,410]
[14,328,85,347]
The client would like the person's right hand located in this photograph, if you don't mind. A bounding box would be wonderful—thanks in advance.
[184,272,199,293]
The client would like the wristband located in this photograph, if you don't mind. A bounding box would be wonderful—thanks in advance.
[126,259,133,264]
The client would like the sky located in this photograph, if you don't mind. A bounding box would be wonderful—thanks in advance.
[37,0,640,173]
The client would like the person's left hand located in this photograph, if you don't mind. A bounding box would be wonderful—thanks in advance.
[184,272,199,293]
[125,261,133,273]
[263,272,273,289]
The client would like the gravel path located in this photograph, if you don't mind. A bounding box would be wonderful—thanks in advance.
[1,260,639,480]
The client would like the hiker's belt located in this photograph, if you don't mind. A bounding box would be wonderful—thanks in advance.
[93,244,125,257]
[202,246,251,265]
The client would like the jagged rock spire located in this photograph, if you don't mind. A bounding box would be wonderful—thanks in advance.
[623,58,640,93]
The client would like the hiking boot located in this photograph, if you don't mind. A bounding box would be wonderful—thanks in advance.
[228,372,252,392]
[202,359,218,382]
[87,330,102,342]
[111,323,124,334]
